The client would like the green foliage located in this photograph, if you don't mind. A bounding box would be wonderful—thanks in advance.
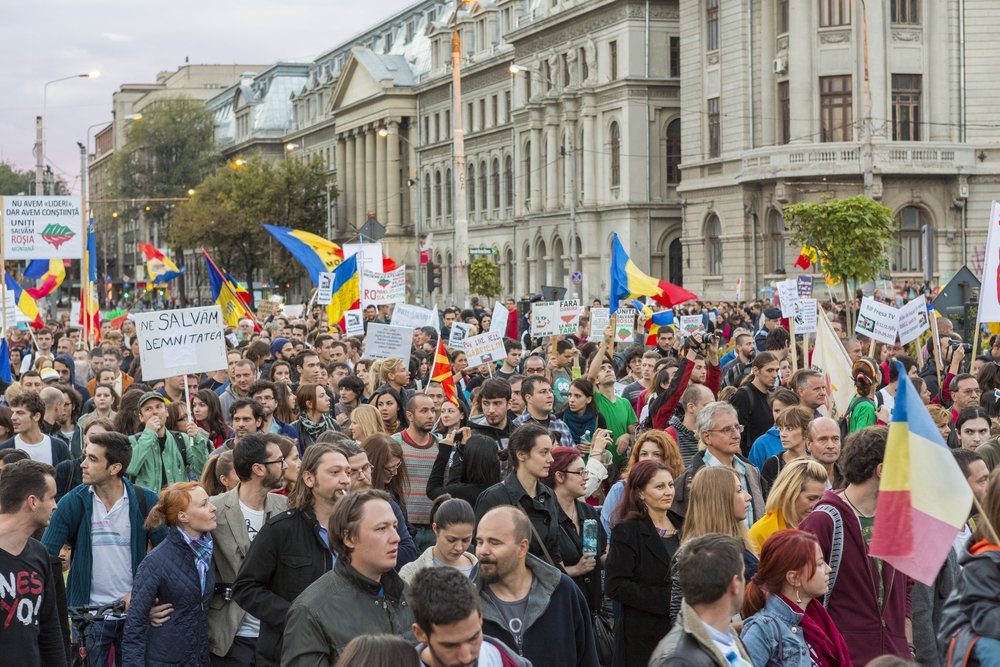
[169,153,333,287]
[468,256,502,299]
[0,162,68,196]
[783,196,897,285]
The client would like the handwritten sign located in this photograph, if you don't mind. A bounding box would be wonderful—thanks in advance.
[590,308,610,338]
[133,306,227,379]
[364,323,413,365]
[775,279,799,318]
[462,331,506,367]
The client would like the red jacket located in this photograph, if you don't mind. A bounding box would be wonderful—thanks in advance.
[798,490,912,666]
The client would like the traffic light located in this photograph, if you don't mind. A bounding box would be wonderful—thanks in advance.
[428,261,442,293]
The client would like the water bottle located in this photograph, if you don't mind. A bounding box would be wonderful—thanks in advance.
[581,430,592,444]
[582,518,598,557]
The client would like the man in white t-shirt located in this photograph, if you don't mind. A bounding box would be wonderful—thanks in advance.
[208,433,287,665]
[0,392,70,466]
[410,566,530,667]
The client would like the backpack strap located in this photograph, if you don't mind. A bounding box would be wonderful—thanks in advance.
[168,430,190,470]
[813,504,844,608]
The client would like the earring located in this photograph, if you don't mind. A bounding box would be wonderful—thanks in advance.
[795,587,802,605]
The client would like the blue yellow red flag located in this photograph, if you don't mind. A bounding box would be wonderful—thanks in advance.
[610,233,698,314]
[262,224,344,285]
[325,254,360,328]
[137,243,184,282]
[5,273,43,329]
[23,259,67,299]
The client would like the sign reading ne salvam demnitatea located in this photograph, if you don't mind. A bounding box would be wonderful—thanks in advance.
[2,196,84,259]
[133,305,228,380]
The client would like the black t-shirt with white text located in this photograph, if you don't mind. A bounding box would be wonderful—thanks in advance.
[0,538,66,667]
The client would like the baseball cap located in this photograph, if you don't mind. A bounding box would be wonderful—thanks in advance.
[137,391,167,410]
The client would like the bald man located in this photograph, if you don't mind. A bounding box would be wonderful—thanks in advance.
[808,417,842,488]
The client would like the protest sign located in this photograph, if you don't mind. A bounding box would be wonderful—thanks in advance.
[558,299,582,335]
[797,276,814,298]
[1,196,84,259]
[390,303,437,328]
[316,272,334,305]
[614,308,636,343]
[897,295,930,345]
[133,306,227,379]
[590,308,610,338]
[361,266,406,305]
[530,302,558,337]
[449,322,472,348]
[489,301,508,336]
[855,296,900,344]
[343,242,383,275]
[794,298,818,335]
[462,331,506,367]
[344,309,365,336]
[775,279,799,318]
[365,323,413,365]
[978,202,1000,323]
[679,315,704,337]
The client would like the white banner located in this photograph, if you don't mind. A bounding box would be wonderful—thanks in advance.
[344,309,365,336]
[462,331,506,367]
[793,298,818,335]
[590,308,610,339]
[679,315,705,337]
[2,196,84,259]
[855,296,900,345]
[361,266,406,305]
[530,300,581,337]
[898,295,930,345]
[364,323,412,365]
[449,322,472,348]
[489,301,508,336]
[390,303,437,329]
[979,201,1000,323]
[133,305,227,379]
[775,279,799,318]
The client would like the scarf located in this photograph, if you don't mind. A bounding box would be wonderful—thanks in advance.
[299,412,338,441]
[779,595,853,667]
[178,528,214,595]
[561,408,597,444]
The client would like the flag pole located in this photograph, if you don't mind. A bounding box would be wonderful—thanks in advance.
[0,198,6,336]
[790,318,798,373]
[970,324,982,367]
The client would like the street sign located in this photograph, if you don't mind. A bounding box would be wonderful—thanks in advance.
[932,266,980,319]
[470,247,495,256]
[360,216,386,242]
[571,271,582,285]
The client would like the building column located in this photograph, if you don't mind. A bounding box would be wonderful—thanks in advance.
[865,2,887,143]
[354,129,366,225]
[514,131,525,215]
[582,96,596,207]
[530,124,542,211]
[758,0,776,146]
[344,134,356,228]
[788,0,814,143]
[545,122,558,211]
[335,138,347,228]
[386,120,402,234]
[365,128,377,217]
[375,123,387,222]
[927,0,950,141]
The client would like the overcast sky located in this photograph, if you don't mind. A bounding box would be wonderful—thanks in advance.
[1,0,414,194]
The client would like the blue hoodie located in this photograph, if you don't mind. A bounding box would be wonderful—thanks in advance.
[748,426,782,471]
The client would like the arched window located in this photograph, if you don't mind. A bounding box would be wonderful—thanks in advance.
[491,158,501,210]
[504,155,513,209]
[445,168,452,216]
[894,206,927,272]
[609,122,621,188]
[467,163,476,213]
[665,119,681,185]
[706,215,723,276]
[768,209,785,272]
[434,170,442,218]
[479,160,488,211]
[423,175,431,219]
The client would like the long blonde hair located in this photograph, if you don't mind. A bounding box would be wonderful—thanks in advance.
[350,404,387,439]
[683,467,752,550]
[764,459,828,527]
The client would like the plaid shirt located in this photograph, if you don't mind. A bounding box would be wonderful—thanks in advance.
[512,411,576,447]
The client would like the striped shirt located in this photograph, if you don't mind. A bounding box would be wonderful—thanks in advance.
[392,430,440,525]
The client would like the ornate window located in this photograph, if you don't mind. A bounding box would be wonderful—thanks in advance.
[706,215,723,276]
[768,209,786,272]
[894,207,927,272]
[609,122,621,188]
[665,119,681,185]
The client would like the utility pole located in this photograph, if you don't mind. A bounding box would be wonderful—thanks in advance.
[451,10,469,306]
[34,117,44,195]
[860,0,874,198]
[565,140,580,300]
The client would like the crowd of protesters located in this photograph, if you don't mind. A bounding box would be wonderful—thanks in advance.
[2,292,1000,667]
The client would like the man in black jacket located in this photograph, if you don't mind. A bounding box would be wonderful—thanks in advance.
[647,534,751,666]
[231,442,352,667]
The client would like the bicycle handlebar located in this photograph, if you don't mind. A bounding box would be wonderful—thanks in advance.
[68,599,126,620]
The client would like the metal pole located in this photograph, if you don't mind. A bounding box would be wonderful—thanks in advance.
[415,173,423,305]
[567,140,580,301]
[34,116,44,196]
[451,18,469,306]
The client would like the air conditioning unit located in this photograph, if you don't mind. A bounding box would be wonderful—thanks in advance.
[773,57,787,75]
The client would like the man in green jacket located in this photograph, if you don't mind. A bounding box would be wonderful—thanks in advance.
[127,392,208,490]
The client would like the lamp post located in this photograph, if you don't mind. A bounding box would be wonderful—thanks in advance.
[378,126,424,304]
[37,71,100,196]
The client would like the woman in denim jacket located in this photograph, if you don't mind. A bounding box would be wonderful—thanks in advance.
[740,529,853,667]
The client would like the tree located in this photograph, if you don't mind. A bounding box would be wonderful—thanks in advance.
[0,162,69,196]
[169,153,332,290]
[468,255,502,301]
[783,195,897,330]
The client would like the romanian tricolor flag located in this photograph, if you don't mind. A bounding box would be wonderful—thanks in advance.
[80,221,101,343]
[225,272,253,306]
[793,246,818,270]
[203,249,260,331]
[0,339,11,384]
[325,254,360,329]
[23,259,66,300]
[5,273,43,329]
[430,337,459,406]
[263,224,344,284]
[644,309,675,347]
[137,243,184,282]
[870,365,974,585]
[610,233,698,313]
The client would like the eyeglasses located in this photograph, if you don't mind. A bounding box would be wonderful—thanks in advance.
[564,469,590,479]
[349,463,375,478]
[706,425,744,436]
[259,458,287,468]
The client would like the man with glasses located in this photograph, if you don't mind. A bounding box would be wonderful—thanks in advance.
[671,402,765,527]
[209,433,287,666]
[522,354,547,378]
[249,380,298,440]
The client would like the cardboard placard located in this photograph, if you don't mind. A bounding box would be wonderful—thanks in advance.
[614,308,636,343]
[449,322,472,348]
[390,303,437,329]
[855,296,900,345]
[462,331,506,367]
[364,323,412,365]
[590,308,610,338]
[1,196,84,259]
[133,306,227,379]
[316,272,334,305]
[361,266,406,305]
[344,309,365,336]
[796,275,814,298]
[775,279,799,318]
[489,301,508,336]
[679,315,704,337]
[557,299,582,335]
[897,295,930,345]
[794,298,818,335]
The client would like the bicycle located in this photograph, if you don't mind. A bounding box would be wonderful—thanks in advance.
[67,599,127,667]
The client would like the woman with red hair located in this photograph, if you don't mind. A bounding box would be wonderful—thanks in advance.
[740,529,852,666]
[605,459,683,667]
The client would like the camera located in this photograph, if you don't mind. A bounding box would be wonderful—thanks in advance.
[949,340,973,353]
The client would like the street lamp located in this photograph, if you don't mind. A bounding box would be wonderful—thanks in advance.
[37,71,100,195]
[377,126,423,303]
